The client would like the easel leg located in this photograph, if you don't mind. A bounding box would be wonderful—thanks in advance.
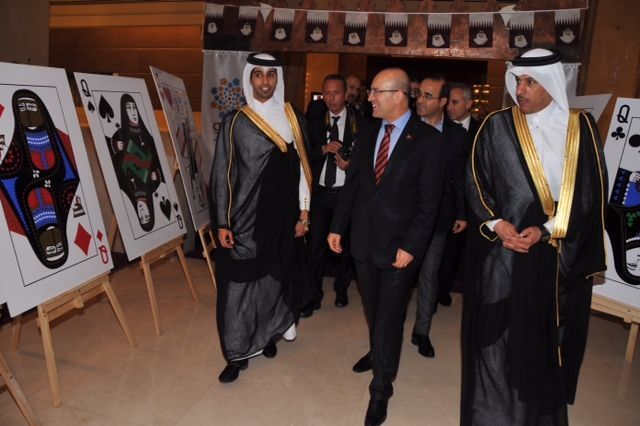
[102,282,137,348]
[36,306,62,407]
[198,228,217,291]
[625,322,638,363]
[176,245,200,303]
[10,314,22,352]
[141,261,162,335]
[0,351,40,425]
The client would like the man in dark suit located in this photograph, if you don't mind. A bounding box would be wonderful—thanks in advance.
[411,76,467,359]
[303,74,363,316]
[437,83,481,306]
[328,68,444,426]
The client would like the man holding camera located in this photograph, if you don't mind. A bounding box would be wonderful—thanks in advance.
[303,74,365,316]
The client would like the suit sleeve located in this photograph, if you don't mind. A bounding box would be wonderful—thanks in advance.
[401,129,445,258]
[329,133,363,236]
[452,126,468,221]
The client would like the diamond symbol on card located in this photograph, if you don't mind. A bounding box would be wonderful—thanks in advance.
[74,223,91,255]
[96,230,103,241]
[0,103,4,118]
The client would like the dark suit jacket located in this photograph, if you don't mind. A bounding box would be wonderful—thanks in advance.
[435,118,468,232]
[330,113,445,269]
[308,106,365,189]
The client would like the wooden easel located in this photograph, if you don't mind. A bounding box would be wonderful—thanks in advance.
[140,235,199,335]
[0,350,40,425]
[592,294,640,363]
[170,159,217,291]
[197,224,217,291]
[12,273,135,407]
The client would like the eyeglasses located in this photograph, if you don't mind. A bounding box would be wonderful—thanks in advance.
[366,88,406,96]
[415,91,440,101]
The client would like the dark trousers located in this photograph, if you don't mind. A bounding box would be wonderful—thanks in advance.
[355,257,418,401]
[438,229,467,295]
[309,187,353,301]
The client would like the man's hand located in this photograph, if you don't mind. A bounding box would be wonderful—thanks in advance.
[452,220,467,234]
[218,229,235,248]
[495,221,543,253]
[336,153,350,171]
[294,221,306,237]
[392,248,414,269]
[322,141,342,155]
[327,233,342,253]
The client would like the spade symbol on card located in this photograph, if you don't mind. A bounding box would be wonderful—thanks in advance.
[160,196,171,220]
[88,101,96,113]
[173,202,179,211]
[99,95,115,123]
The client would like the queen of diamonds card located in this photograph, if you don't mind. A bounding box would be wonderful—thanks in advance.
[150,66,209,231]
[74,73,184,260]
[0,62,112,316]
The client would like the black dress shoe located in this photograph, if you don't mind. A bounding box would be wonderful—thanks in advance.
[335,291,348,308]
[438,292,452,306]
[300,300,321,318]
[411,333,426,346]
[263,342,277,358]
[364,398,388,426]
[218,359,249,383]
[352,353,373,373]
[418,336,435,358]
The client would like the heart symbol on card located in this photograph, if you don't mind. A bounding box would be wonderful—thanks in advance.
[160,197,171,220]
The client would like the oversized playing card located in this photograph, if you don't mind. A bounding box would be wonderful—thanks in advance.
[150,67,210,231]
[0,62,113,316]
[598,97,640,310]
[74,73,184,260]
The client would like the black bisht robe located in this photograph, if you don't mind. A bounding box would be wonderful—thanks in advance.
[209,108,313,362]
[463,108,607,425]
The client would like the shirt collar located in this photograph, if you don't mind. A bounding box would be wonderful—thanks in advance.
[384,109,412,132]
[454,115,471,130]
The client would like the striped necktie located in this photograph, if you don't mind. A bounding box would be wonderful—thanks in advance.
[374,124,394,185]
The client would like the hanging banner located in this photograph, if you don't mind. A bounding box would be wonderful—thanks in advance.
[271,8,295,42]
[427,14,452,49]
[469,13,493,48]
[599,97,640,310]
[204,3,225,45]
[506,12,534,50]
[238,5,259,39]
[306,11,329,44]
[343,12,367,47]
[385,13,408,47]
[555,9,581,47]
[200,50,249,182]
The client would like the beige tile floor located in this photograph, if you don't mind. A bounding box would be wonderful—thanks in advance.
[0,256,638,425]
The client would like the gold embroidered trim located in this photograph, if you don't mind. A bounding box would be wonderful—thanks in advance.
[240,105,288,153]
[551,111,581,240]
[285,103,313,191]
[226,112,242,227]
[479,220,499,242]
[471,107,511,218]
[584,112,608,270]
[512,107,555,219]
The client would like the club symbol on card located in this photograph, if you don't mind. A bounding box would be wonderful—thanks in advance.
[88,101,96,113]
[160,196,171,220]
[74,223,92,255]
[80,79,91,97]
[611,126,626,140]
[617,104,630,124]
[99,95,115,123]
[72,195,86,218]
